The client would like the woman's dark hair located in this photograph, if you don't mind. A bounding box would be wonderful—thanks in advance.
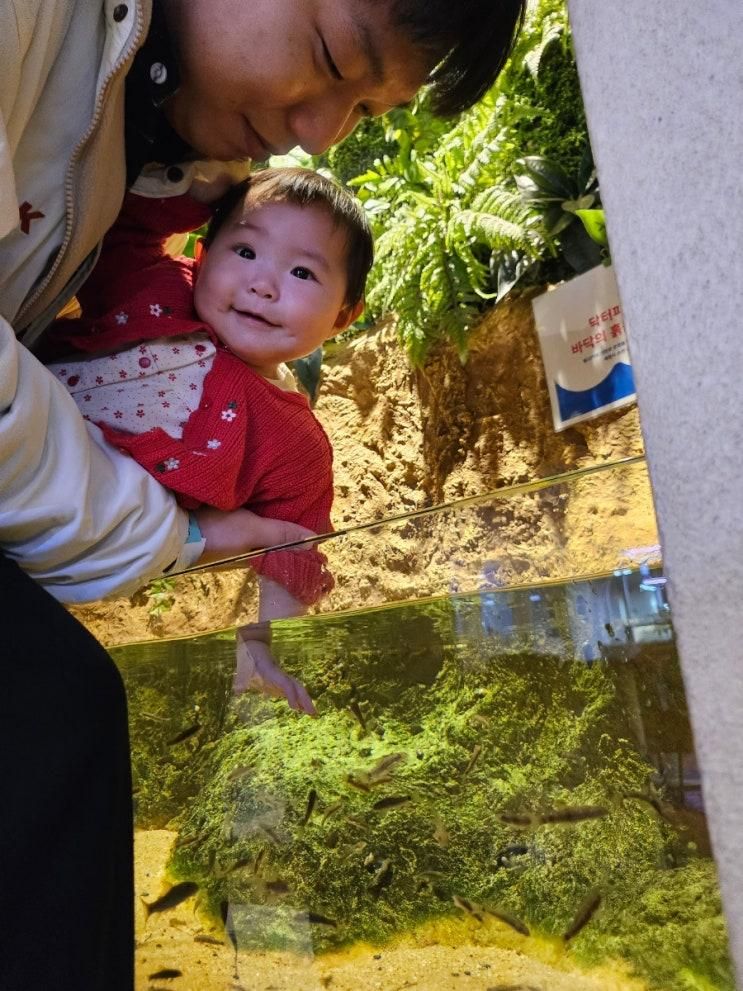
[203,167,374,308]
[390,0,527,116]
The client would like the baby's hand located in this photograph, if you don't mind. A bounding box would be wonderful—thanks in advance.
[194,507,316,565]
[234,631,317,716]
[251,515,316,551]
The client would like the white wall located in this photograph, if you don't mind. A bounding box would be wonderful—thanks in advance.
[567,1,743,979]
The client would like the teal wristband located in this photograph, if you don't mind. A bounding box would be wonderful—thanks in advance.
[186,512,203,544]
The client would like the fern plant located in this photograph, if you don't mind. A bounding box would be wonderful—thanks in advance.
[352,91,543,363]
[329,0,594,363]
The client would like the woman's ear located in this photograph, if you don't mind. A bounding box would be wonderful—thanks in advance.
[333,297,365,331]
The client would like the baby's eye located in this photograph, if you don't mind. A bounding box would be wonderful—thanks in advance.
[234,246,255,260]
[292,266,315,281]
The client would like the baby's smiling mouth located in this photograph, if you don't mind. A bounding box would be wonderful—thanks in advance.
[233,307,279,328]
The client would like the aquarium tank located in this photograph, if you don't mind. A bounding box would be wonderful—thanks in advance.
[111,458,732,991]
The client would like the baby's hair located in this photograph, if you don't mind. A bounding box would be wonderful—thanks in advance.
[389,0,527,116]
[203,167,374,308]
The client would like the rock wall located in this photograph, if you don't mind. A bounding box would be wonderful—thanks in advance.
[71,296,655,647]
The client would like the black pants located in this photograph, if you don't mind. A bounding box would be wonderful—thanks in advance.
[0,553,134,991]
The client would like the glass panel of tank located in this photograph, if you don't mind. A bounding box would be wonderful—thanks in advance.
[112,460,732,991]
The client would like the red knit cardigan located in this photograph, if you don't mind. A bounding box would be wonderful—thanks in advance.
[49,192,334,604]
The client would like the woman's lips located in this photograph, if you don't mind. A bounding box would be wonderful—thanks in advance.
[240,118,276,161]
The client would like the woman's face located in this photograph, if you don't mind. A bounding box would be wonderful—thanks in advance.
[162,0,429,161]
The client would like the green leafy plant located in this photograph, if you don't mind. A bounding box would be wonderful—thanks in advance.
[145,576,177,617]
[515,151,606,273]
[320,0,599,364]
[352,98,543,363]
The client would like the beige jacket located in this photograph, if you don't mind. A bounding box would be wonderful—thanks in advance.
[0,0,198,601]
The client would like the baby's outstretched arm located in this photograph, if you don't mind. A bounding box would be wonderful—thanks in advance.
[189,509,319,715]
[193,506,315,566]
[233,577,317,716]
[234,630,316,716]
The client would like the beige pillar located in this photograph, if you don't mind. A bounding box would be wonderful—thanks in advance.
[568,0,743,979]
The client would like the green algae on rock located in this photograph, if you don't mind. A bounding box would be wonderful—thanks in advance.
[117,591,731,990]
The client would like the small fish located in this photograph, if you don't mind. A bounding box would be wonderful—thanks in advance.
[141,711,169,723]
[175,832,207,849]
[167,723,201,746]
[220,899,238,952]
[605,622,615,638]
[539,805,608,825]
[494,844,529,868]
[463,743,482,776]
[368,753,405,782]
[496,812,535,828]
[215,856,252,879]
[452,894,485,923]
[497,806,608,828]
[301,788,317,826]
[253,848,266,874]
[370,859,393,899]
[142,881,199,920]
[623,791,672,822]
[346,774,371,792]
[433,817,451,848]
[194,933,223,945]
[305,911,338,928]
[563,889,602,941]
[372,795,412,811]
[349,700,367,733]
[227,764,253,783]
[259,825,282,844]
[345,814,367,830]
[264,880,290,895]
[321,799,344,823]
[486,906,530,937]
[148,969,183,980]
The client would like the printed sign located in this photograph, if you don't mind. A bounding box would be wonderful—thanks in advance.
[531,264,636,431]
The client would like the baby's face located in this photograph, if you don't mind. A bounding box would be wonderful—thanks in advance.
[194,198,357,378]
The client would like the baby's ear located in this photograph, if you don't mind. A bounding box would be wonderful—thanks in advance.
[192,237,207,277]
[334,298,364,330]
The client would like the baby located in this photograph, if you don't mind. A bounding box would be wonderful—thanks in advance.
[48,167,373,712]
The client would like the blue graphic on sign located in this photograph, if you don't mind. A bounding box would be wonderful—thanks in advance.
[556,362,635,422]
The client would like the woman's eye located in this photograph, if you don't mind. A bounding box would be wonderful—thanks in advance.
[321,36,343,81]
[292,266,315,281]
[235,246,255,259]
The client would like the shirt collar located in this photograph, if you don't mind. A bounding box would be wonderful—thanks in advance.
[124,0,193,185]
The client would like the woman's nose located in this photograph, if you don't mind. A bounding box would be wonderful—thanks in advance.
[289,98,360,156]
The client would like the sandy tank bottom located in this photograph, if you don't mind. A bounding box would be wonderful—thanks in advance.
[135,831,649,991]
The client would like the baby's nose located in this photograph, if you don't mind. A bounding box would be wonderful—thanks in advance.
[250,281,275,300]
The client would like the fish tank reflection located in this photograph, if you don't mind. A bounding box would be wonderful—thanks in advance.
[112,459,733,991]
